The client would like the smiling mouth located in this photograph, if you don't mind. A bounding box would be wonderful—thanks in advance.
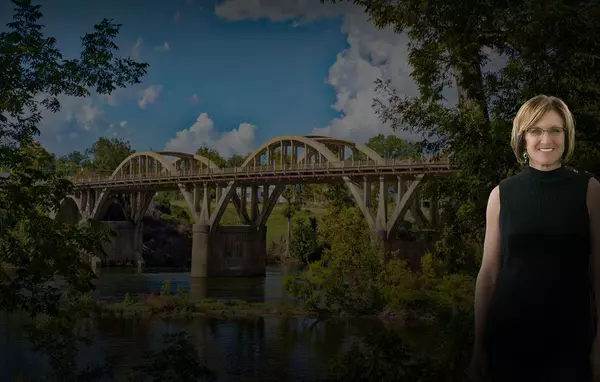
[539,148,554,152]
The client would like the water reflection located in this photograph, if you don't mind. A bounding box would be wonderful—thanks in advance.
[90,265,300,303]
[3,265,370,382]
[0,312,372,382]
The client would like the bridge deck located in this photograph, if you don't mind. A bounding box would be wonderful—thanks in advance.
[69,159,452,189]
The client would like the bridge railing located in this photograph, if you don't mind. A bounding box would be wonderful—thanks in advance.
[67,158,451,184]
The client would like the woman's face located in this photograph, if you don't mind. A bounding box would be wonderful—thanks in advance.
[524,110,565,169]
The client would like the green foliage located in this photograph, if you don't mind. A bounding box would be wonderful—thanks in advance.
[84,137,134,176]
[22,142,56,172]
[196,146,226,168]
[28,305,214,382]
[289,216,319,264]
[286,207,386,314]
[378,254,474,316]
[25,306,115,381]
[282,185,302,218]
[0,0,148,316]
[226,153,247,167]
[313,2,600,379]
[130,331,215,382]
[323,326,439,382]
[286,195,476,319]
[325,0,600,276]
[365,134,416,160]
[321,184,355,216]
[154,193,172,212]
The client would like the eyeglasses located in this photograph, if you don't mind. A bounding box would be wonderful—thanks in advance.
[525,127,564,137]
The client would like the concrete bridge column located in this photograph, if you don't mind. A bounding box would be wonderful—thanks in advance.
[191,223,210,278]
[101,221,144,267]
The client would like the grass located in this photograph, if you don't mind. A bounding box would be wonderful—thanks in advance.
[86,293,316,320]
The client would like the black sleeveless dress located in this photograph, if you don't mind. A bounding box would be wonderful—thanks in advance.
[484,165,595,382]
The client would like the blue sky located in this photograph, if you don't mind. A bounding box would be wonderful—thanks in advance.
[1,0,437,157]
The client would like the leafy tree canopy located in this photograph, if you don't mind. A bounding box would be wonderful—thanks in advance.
[366,134,416,159]
[226,153,247,167]
[0,0,149,316]
[84,137,134,176]
[325,0,600,274]
[196,146,226,168]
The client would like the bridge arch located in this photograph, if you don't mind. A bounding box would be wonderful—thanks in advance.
[157,152,221,172]
[94,195,129,221]
[303,136,384,163]
[94,151,220,222]
[210,135,374,229]
[55,196,83,224]
[110,152,177,178]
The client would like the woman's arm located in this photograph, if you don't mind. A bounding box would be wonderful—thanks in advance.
[588,177,600,336]
[473,185,502,352]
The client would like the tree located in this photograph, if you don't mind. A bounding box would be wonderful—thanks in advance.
[285,206,386,314]
[366,134,416,160]
[282,185,302,256]
[0,0,149,316]
[85,137,134,176]
[226,153,247,167]
[196,146,226,168]
[56,150,91,176]
[22,141,56,172]
[290,216,321,264]
[132,332,215,381]
[325,0,600,274]
[60,150,89,167]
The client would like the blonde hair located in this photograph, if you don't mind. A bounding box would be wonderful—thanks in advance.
[510,95,575,164]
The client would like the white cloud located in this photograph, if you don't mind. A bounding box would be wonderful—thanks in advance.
[191,94,200,104]
[98,87,138,108]
[214,0,349,23]
[35,94,112,154]
[132,37,143,60]
[213,1,453,144]
[38,95,105,134]
[154,41,170,52]
[311,12,423,143]
[119,120,128,127]
[164,112,257,157]
[174,10,181,24]
[138,85,163,109]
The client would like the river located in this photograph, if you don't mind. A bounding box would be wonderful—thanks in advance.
[0,266,380,382]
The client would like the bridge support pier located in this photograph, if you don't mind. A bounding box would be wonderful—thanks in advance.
[101,221,144,267]
[190,223,268,278]
[191,223,210,278]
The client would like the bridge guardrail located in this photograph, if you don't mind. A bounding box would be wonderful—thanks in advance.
[65,158,451,185]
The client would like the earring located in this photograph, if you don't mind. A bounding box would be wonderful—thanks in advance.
[523,151,528,161]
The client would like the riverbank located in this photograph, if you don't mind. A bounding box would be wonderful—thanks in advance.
[1,265,471,382]
[81,292,441,329]
[88,294,317,320]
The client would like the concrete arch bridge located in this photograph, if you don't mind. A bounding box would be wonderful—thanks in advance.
[54,135,452,277]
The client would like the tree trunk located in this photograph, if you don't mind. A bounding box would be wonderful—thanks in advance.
[449,47,490,126]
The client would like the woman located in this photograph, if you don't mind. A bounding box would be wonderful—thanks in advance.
[470,95,600,381]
